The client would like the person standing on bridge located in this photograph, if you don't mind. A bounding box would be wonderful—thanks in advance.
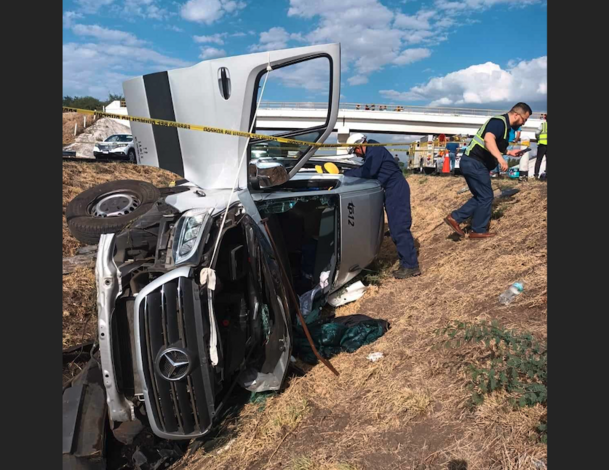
[444,102,532,239]
[344,133,421,279]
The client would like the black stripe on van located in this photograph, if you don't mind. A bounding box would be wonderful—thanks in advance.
[143,72,184,177]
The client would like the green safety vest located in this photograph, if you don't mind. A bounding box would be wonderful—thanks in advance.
[465,115,509,157]
[538,121,547,145]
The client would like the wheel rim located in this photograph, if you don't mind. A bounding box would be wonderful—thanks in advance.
[89,192,141,217]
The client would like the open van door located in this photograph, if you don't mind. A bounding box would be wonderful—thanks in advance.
[123,44,341,190]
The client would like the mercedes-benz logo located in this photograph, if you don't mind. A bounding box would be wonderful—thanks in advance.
[155,347,193,381]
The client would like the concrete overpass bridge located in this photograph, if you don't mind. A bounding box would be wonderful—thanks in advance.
[108,100,546,143]
[255,102,546,142]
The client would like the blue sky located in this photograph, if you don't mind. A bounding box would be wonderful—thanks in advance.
[63,0,547,111]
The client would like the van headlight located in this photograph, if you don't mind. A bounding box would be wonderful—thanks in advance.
[172,209,212,265]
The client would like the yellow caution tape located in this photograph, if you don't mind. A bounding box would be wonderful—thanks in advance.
[63,107,414,148]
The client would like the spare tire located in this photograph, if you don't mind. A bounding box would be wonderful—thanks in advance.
[66,180,160,245]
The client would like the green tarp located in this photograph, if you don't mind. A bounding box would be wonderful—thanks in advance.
[293,313,390,364]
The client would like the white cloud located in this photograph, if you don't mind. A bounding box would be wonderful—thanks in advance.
[223,0,246,12]
[72,24,147,46]
[348,75,369,86]
[286,0,543,86]
[379,56,547,106]
[193,33,227,44]
[181,0,222,24]
[269,59,330,93]
[167,25,184,32]
[394,10,436,30]
[63,11,83,28]
[199,46,227,59]
[231,31,246,37]
[435,16,456,28]
[392,48,431,65]
[74,0,116,14]
[286,1,449,86]
[180,0,246,24]
[249,27,305,52]
[63,42,192,98]
[121,0,170,19]
[434,0,544,11]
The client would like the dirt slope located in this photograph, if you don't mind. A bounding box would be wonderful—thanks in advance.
[61,166,547,469]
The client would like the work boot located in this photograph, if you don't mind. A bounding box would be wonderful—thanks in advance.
[393,266,421,279]
[468,232,496,239]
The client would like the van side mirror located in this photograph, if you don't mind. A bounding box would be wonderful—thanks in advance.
[250,161,289,188]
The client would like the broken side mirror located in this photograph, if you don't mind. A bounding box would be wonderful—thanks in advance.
[251,161,289,188]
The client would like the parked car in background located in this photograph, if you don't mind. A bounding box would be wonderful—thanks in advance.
[93,134,137,162]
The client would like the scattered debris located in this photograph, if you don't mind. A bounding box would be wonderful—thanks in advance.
[328,281,367,307]
[460,186,519,199]
[216,439,236,455]
[76,245,98,255]
[294,314,390,364]
[498,281,525,305]
[63,251,97,274]
[62,341,96,365]
[532,458,547,469]
[367,352,384,362]
[497,187,520,198]
[62,357,107,469]
[132,449,148,467]
[112,419,145,445]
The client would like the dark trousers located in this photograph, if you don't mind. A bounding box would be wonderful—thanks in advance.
[451,157,493,233]
[535,144,547,177]
[385,179,419,269]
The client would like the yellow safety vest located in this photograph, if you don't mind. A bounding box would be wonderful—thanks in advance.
[538,121,547,145]
[465,115,509,157]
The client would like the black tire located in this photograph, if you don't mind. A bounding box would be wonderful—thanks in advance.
[66,180,160,245]
[127,149,136,163]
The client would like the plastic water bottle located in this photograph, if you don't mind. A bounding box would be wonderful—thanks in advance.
[499,281,524,305]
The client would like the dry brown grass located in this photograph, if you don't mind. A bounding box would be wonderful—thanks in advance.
[63,112,97,146]
[177,175,546,470]
[61,165,547,468]
[62,161,178,351]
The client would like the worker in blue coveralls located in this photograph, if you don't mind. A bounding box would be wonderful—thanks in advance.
[343,133,421,279]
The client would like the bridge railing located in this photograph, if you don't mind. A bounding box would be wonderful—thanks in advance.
[259,101,546,119]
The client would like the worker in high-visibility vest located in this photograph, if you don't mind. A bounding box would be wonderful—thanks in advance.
[534,114,547,179]
[444,102,532,239]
